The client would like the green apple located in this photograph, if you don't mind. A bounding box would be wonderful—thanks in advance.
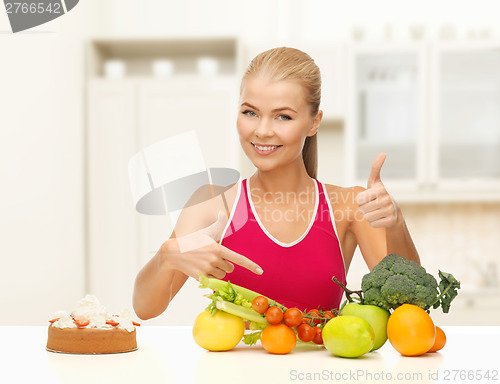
[340,302,390,351]
[322,315,375,358]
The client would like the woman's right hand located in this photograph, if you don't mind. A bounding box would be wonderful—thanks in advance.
[162,211,264,280]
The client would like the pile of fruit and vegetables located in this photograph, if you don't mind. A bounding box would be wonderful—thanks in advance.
[192,253,460,357]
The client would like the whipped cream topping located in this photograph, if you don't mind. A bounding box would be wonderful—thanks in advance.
[51,294,136,332]
[116,309,135,332]
[52,311,77,329]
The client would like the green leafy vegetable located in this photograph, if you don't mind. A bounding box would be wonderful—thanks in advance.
[432,270,461,313]
[243,331,262,346]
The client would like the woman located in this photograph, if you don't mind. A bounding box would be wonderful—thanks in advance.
[133,47,419,319]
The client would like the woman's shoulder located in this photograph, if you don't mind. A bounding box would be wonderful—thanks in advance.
[320,182,365,224]
[321,182,366,209]
[172,181,240,238]
[324,184,366,204]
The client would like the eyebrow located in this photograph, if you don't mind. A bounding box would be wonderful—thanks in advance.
[241,102,297,114]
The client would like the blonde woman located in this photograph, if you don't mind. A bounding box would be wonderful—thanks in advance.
[133,47,419,319]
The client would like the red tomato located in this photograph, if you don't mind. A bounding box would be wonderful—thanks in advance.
[307,309,321,325]
[265,306,283,324]
[252,296,269,314]
[297,323,316,342]
[283,308,303,327]
[312,327,323,345]
[323,310,335,320]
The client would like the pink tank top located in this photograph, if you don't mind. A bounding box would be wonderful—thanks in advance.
[220,178,347,312]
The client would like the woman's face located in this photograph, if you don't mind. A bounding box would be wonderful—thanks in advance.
[237,76,321,173]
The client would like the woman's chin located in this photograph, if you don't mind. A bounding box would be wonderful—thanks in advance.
[248,159,276,172]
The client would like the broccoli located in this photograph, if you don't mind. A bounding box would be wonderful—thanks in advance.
[360,254,459,313]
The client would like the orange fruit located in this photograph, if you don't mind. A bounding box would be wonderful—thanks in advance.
[428,326,446,352]
[387,304,436,356]
[261,324,296,354]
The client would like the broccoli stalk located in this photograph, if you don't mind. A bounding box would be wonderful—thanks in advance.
[332,276,365,304]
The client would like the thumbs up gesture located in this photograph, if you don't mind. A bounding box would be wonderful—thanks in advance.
[355,153,400,228]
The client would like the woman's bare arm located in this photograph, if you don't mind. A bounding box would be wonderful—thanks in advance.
[133,239,188,320]
[350,193,420,269]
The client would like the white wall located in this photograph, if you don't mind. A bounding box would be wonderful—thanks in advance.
[0,5,87,323]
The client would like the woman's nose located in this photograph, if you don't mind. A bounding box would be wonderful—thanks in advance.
[254,118,274,138]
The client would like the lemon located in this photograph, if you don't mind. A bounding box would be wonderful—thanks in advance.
[193,310,245,351]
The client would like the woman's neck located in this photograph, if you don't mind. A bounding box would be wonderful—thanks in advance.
[250,160,313,194]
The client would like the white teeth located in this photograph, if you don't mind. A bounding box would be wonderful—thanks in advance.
[254,144,279,151]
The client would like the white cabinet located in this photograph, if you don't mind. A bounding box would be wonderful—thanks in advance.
[429,43,500,190]
[346,43,500,201]
[346,44,427,190]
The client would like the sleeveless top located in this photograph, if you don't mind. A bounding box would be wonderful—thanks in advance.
[220,178,347,311]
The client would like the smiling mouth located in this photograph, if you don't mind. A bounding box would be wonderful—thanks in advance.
[252,143,282,151]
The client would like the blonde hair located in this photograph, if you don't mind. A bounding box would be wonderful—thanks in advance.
[240,47,321,179]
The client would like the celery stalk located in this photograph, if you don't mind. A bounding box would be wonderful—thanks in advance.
[199,273,286,309]
[215,299,269,325]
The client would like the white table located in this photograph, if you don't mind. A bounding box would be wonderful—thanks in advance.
[1,326,499,384]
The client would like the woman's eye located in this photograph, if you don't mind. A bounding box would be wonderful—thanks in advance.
[242,110,257,117]
[278,114,292,121]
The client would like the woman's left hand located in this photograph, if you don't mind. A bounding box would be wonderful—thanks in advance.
[355,153,400,228]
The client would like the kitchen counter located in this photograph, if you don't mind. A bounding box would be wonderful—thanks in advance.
[1,326,499,384]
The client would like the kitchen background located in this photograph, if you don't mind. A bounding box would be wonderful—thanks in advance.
[1,0,499,326]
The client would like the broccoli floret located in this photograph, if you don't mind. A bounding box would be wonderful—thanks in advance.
[391,258,427,282]
[375,253,400,269]
[380,275,417,307]
[361,267,393,289]
[363,287,392,311]
[422,272,439,289]
[414,282,439,309]
[361,254,448,312]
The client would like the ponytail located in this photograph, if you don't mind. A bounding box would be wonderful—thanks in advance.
[302,134,318,179]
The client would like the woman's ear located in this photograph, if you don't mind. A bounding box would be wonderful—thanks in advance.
[307,110,323,137]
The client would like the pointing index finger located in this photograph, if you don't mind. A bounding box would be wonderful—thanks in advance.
[219,246,263,275]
